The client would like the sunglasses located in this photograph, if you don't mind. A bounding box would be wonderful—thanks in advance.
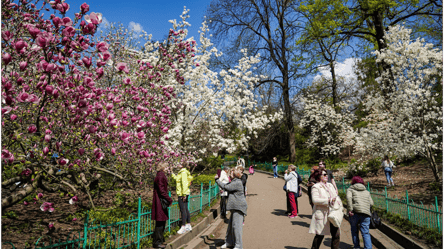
[321,173,328,176]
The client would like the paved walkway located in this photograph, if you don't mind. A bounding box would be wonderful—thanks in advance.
[191,171,357,249]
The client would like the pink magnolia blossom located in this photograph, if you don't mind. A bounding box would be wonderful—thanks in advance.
[1,150,14,163]
[84,12,102,24]
[21,168,32,176]
[37,193,43,199]
[62,17,73,26]
[59,158,69,166]
[78,148,85,155]
[56,2,70,13]
[2,30,13,41]
[10,114,17,120]
[19,61,27,71]
[52,17,62,28]
[28,125,37,133]
[48,222,55,229]
[43,147,49,155]
[80,3,89,13]
[24,201,29,205]
[14,40,28,53]
[62,26,76,37]
[40,202,54,212]
[2,53,12,65]
[116,62,129,74]
[82,57,92,68]
[96,42,109,52]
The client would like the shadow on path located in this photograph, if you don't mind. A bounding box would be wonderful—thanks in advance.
[271,209,288,216]
[323,238,354,249]
[246,193,258,197]
[290,220,310,228]
[201,235,225,249]
[284,247,308,249]
[297,214,312,219]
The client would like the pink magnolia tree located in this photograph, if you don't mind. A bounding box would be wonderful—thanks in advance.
[1,0,195,209]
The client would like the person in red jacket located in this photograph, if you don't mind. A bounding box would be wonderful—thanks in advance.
[152,162,173,248]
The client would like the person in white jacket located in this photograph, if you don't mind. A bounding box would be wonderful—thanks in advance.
[309,168,340,249]
[219,167,230,219]
[284,164,300,218]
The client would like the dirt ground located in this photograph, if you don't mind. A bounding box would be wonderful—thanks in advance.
[333,162,442,207]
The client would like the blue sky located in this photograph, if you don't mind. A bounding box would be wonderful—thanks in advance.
[66,0,212,41]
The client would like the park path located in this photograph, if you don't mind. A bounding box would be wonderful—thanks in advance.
[192,171,358,249]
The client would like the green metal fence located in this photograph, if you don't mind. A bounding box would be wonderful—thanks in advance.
[3,182,220,249]
[336,178,442,233]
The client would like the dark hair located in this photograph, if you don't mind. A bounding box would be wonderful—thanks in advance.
[351,176,365,185]
[313,168,327,182]
[384,155,391,163]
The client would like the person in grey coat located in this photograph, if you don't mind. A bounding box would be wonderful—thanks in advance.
[347,176,374,249]
[215,165,247,249]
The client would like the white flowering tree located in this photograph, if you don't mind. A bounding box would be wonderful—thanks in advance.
[300,95,355,156]
[354,25,442,182]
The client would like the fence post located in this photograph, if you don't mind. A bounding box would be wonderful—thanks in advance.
[200,183,203,213]
[137,197,141,249]
[342,177,345,194]
[208,181,211,206]
[168,191,171,233]
[367,182,370,191]
[406,190,410,221]
[385,187,388,213]
[82,211,89,249]
[436,196,441,233]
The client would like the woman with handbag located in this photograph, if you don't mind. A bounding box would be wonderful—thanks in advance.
[309,168,340,249]
[382,155,396,186]
[284,164,301,218]
[346,176,374,249]
[171,163,194,234]
[152,162,173,248]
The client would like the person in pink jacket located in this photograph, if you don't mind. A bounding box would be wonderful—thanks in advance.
[308,168,340,249]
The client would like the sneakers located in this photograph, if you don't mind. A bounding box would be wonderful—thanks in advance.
[221,243,232,248]
[185,224,192,231]
[288,215,298,218]
[177,226,187,234]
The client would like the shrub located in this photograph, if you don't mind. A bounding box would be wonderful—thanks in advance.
[192,174,216,187]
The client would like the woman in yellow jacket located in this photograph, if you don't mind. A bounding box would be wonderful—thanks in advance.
[172,163,194,234]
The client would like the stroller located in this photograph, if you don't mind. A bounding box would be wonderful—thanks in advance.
[249,165,255,175]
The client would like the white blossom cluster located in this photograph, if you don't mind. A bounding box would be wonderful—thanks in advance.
[134,8,283,160]
[355,25,442,161]
[299,96,355,156]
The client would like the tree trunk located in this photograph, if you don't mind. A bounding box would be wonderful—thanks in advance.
[282,78,295,162]
[330,61,339,113]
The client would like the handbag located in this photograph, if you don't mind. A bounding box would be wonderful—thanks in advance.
[370,209,382,229]
[160,197,169,210]
[328,197,344,227]
[283,182,287,191]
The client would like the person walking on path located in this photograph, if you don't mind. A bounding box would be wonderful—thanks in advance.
[284,164,302,218]
[347,176,374,249]
[307,165,319,208]
[382,155,396,186]
[272,157,278,178]
[219,166,230,219]
[319,161,338,194]
[248,164,255,175]
[309,168,341,249]
[171,163,194,235]
[237,156,245,168]
[215,166,248,249]
[152,163,173,249]
[240,167,248,196]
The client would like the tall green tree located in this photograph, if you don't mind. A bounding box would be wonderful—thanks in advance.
[206,0,309,162]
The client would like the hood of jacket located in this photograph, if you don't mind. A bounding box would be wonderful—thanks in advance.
[350,183,366,191]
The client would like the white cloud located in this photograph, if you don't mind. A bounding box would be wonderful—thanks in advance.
[97,16,110,34]
[129,21,144,33]
[315,58,360,82]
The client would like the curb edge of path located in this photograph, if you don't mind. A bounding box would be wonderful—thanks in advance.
[167,204,221,249]
[255,169,427,249]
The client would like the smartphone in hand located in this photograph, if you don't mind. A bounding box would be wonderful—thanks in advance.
[217,169,221,178]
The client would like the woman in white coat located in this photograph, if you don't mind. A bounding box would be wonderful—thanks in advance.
[219,166,230,219]
[309,168,340,249]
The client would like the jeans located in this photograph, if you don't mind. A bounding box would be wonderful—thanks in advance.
[178,195,190,225]
[350,213,372,249]
[384,170,393,184]
[273,166,278,177]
